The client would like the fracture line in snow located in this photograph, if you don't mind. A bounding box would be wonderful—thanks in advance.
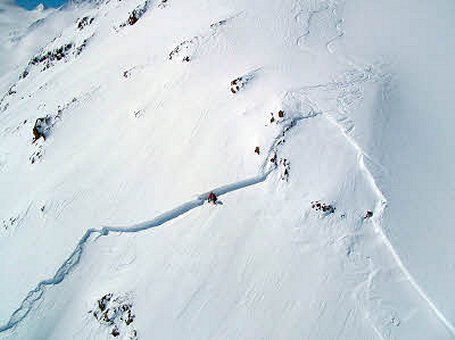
[322,112,455,337]
[0,90,318,334]
[0,171,271,334]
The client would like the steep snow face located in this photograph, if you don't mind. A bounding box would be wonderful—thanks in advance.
[0,0,454,339]
[338,0,455,327]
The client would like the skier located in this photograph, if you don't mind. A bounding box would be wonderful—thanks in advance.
[207,192,217,204]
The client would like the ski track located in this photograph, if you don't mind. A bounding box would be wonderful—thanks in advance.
[322,111,455,337]
[287,67,455,336]
[2,67,454,336]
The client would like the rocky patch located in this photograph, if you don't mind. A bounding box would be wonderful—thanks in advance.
[279,157,290,181]
[120,1,150,27]
[77,16,95,31]
[90,293,138,339]
[32,115,54,142]
[168,37,198,62]
[230,71,256,94]
[2,216,19,231]
[30,143,44,164]
[311,200,335,215]
[29,97,78,164]
[157,0,168,8]
[269,110,286,124]
[0,85,17,112]
[210,18,227,30]
[20,39,90,79]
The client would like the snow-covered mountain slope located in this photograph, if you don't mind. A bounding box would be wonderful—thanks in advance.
[0,0,453,339]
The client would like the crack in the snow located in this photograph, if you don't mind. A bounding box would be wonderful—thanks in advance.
[3,66,453,337]
[0,172,271,334]
[0,95,320,334]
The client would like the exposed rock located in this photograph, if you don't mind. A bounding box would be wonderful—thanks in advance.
[363,210,373,219]
[311,200,335,214]
[77,16,95,30]
[30,145,44,164]
[169,38,198,62]
[111,327,120,337]
[21,39,90,79]
[2,216,19,231]
[91,293,137,339]
[120,1,150,27]
[7,86,16,96]
[210,18,227,30]
[270,113,275,123]
[270,153,277,165]
[32,115,54,142]
[158,0,168,8]
[230,70,257,94]
[280,158,290,181]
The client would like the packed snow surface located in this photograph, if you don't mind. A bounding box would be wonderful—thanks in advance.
[0,0,454,339]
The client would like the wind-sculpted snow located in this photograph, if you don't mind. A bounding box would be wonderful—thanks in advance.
[322,112,455,337]
[289,72,455,337]
[0,171,271,334]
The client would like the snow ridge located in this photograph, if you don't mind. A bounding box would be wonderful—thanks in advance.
[287,66,455,336]
[322,112,455,337]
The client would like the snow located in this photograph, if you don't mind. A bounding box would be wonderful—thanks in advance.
[0,0,454,339]
[339,0,455,330]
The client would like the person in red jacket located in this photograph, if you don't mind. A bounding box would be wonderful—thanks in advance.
[207,192,217,204]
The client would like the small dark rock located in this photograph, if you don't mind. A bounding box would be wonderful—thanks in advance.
[363,210,373,219]
[111,327,120,337]
[77,16,94,30]
[32,115,53,142]
[270,153,277,165]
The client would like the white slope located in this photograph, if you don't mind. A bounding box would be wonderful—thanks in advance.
[0,0,66,79]
[0,0,453,339]
[339,0,455,328]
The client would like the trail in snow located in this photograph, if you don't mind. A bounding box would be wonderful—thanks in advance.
[321,112,455,337]
[284,68,455,335]
[0,171,271,334]
[315,66,455,336]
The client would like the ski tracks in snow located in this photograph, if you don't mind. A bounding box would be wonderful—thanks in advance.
[297,68,455,337]
[294,0,345,54]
